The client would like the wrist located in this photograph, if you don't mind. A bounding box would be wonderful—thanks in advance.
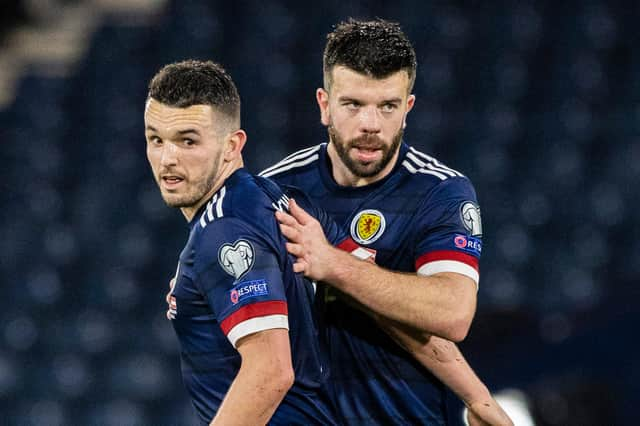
[465,385,492,407]
[323,245,355,285]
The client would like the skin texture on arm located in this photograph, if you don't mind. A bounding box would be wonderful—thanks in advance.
[376,318,513,426]
[276,199,476,342]
[210,328,294,426]
[333,290,512,426]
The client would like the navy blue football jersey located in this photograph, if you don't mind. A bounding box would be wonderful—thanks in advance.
[262,143,482,425]
[168,168,346,425]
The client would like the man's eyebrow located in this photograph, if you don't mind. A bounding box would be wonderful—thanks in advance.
[380,98,403,104]
[336,96,403,104]
[144,126,201,136]
[338,96,359,102]
[176,129,200,135]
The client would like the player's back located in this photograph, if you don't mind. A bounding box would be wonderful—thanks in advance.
[264,143,481,425]
[169,167,340,425]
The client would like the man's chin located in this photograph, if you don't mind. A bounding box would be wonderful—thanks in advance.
[348,160,384,178]
[161,195,193,209]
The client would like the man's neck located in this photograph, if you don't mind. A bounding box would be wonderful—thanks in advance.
[181,159,243,221]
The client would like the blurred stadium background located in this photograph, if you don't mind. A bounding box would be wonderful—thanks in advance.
[0,0,638,424]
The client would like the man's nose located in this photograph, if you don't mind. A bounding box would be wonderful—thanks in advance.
[160,142,179,167]
[359,105,382,133]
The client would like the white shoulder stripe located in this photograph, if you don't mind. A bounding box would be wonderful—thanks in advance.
[409,147,464,177]
[216,186,226,218]
[402,160,447,180]
[261,154,320,178]
[282,144,322,162]
[406,152,458,177]
[199,185,226,228]
[227,314,289,348]
[259,144,322,177]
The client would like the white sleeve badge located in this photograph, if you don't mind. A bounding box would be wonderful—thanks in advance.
[460,201,483,236]
[218,239,255,280]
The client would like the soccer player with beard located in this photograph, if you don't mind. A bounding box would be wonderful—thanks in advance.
[264,19,512,425]
[145,60,347,425]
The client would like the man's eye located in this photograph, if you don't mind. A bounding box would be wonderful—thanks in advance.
[381,103,397,113]
[184,139,195,146]
[344,102,360,110]
[149,136,162,145]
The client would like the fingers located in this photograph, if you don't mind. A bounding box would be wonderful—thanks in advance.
[292,261,307,274]
[275,209,299,227]
[279,223,301,242]
[166,277,176,304]
[285,242,305,257]
[289,199,313,225]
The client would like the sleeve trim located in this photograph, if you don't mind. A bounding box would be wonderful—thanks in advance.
[220,300,288,335]
[227,315,289,348]
[336,237,359,252]
[336,237,375,261]
[417,260,479,289]
[416,250,478,270]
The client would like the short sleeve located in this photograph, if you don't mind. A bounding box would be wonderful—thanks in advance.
[414,177,483,287]
[194,218,289,347]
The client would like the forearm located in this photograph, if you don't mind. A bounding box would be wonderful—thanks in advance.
[376,319,513,426]
[411,335,490,405]
[211,364,291,426]
[325,247,476,341]
[211,330,294,426]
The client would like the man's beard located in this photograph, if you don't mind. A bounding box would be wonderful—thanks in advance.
[328,125,403,178]
[158,155,221,209]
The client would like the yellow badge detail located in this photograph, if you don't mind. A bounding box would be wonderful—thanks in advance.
[350,209,386,245]
[358,213,381,240]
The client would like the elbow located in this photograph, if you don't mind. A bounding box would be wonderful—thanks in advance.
[270,362,295,395]
[446,287,477,342]
[279,365,295,392]
[443,320,470,342]
[440,307,475,342]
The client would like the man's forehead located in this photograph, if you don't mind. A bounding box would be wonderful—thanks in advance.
[328,66,411,98]
[145,99,212,120]
[144,99,214,130]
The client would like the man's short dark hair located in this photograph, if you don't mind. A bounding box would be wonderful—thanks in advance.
[323,19,417,92]
[148,60,240,125]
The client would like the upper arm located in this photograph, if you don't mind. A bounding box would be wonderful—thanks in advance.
[235,328,292,367]
[414,178,483,289]
[196,219,289,348]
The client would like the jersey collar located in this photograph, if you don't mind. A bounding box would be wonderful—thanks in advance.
[318,141,410,193]
[188,168,251,228]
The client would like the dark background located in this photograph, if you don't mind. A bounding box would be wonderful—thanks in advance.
[0,0,638,424]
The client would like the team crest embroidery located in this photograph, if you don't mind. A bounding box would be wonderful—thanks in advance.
[218,239,255,280]
[460,201,483,236]
[350,209,386,245]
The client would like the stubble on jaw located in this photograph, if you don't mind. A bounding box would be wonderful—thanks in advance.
[157,151,222,209]
[328,125,403,178]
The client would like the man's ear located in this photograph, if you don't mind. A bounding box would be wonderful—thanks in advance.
[403,94,416,129]
[316,88,331,126]
[223,129,247,161]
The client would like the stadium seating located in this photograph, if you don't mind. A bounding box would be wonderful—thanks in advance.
[0,0,636,424]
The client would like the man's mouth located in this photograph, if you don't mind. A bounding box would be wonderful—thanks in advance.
[352,146,383,162]
[161,175,184,188]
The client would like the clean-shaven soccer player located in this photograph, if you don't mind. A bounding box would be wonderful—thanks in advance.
[145,60,347,425]
[265,19,512,426]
